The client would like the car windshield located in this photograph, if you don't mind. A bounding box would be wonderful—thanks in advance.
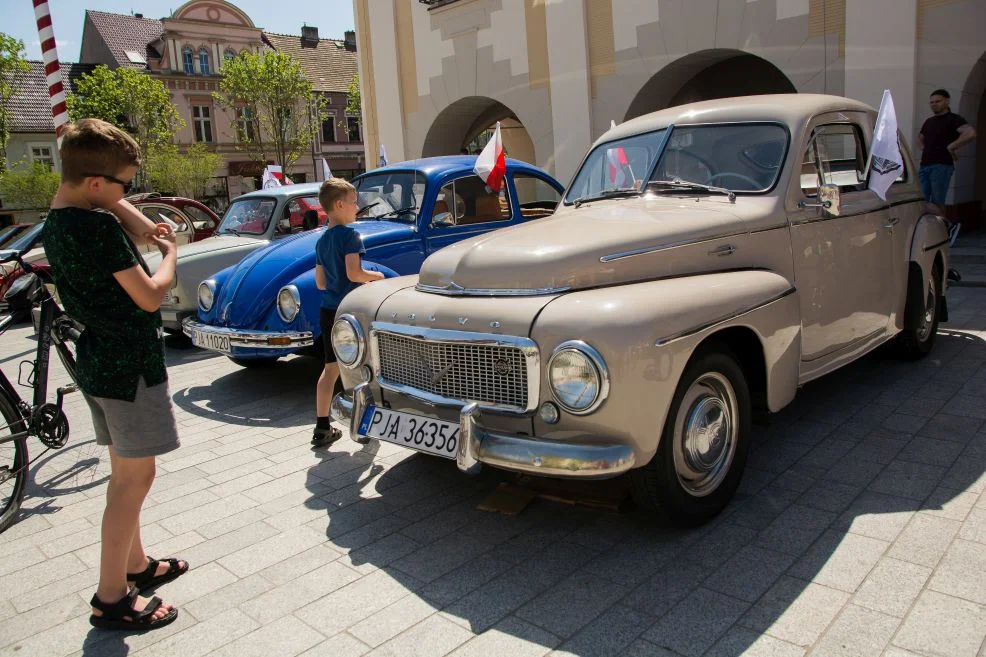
[565,129,667,204]
[650,123,788,192]
[353,171,427,223]
[4,222,44,253]
[216,197,277,235]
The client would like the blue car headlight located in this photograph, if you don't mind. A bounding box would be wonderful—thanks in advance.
[276,285,301,323]
[198,279,216,312]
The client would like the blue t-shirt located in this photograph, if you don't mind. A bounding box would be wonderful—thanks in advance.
[315,224,365,309]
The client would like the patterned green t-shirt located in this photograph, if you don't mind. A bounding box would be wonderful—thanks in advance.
[43,207,167,401]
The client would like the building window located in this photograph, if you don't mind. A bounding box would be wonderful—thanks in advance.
[199,48,211,75]
[224,48,235,63]
[193,105,213,143]
[321,114,336,142]
[236,106,255,141]
[182,46,194,74]
[28,143,55,170]
[347,115,360,142]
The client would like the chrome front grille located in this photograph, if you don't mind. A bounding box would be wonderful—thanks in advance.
[371,324,537,413]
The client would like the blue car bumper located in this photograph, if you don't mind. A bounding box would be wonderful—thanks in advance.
[182,318,314,359]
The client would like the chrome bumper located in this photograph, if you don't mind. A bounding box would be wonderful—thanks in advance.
[182,317,314,349]
[331,383,635,479]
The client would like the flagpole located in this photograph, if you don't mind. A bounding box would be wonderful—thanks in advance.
[32,0,69,147]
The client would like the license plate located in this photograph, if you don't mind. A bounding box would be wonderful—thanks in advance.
[190,329,231,354]
[359,406,459,459]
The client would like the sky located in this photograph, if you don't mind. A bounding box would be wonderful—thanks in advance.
[5,0,356,62]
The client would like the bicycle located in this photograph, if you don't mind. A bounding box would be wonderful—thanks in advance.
[0,237,82,533]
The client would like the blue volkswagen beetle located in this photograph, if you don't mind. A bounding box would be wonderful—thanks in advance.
[182,156,563,365]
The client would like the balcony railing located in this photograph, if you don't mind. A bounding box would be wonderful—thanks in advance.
[418,0,461,8]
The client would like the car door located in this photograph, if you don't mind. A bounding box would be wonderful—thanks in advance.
[180,202,219,241]
[788,114,894,363]
[424,173,515,256]
[137,204,195,253]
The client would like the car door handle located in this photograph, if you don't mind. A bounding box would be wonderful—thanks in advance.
[884,217,899,229]
[708,244,736,256]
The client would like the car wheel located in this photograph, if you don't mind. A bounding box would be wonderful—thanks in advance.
[630,345,751,527]
[229,357,278,368]
[896,263,941,360]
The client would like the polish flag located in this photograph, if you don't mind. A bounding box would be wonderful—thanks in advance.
[607,146,630,187]
[262,165,282,188]
[474,121,506,193]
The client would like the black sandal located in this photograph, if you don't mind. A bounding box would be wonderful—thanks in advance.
[127,556,189,592]
[312,426,342,448]
[89,586,178,630]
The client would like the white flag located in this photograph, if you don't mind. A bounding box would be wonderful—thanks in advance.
[262,165,282,189]
[321,157,332,180]
[610,119,617,130]
[868,89,904,201]
[379,144,388,168]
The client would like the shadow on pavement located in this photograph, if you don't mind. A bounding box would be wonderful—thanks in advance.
[296,330,986,656]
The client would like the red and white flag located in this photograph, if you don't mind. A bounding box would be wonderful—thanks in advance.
[607,146,630,187]
[262,165,283,188]
[474,121,506,193]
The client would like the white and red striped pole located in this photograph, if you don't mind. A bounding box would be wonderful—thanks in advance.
[32,0,69,146]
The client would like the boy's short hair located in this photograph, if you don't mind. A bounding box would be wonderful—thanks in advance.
[59,119,141,184]
[319,177,356,211]
[931,88,950,99]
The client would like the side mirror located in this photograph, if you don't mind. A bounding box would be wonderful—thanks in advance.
[430,211,454,228]
[278,217,291,232]
[819,183,841,216]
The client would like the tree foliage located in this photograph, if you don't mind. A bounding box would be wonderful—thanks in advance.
[346,73,361,126]
[214,51,327,172]
[0,160,60,210]
[66,65,184,187]
[144,143,223,199]
[0,33,30,174]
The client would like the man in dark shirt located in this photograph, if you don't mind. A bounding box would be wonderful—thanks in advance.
[919,88,977,219]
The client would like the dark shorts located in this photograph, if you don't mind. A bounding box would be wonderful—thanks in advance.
[83,377,180,459]
[320,307,338,364]
[919,163,954,206]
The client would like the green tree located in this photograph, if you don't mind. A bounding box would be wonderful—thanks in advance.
[144,143,223,199]
[0,160,60,210]
[66,65,184,187]
[345,72,361,126]
[0,34,30,174]
[214,51,327,173]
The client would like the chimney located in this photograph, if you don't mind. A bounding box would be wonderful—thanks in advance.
[301,25,319,47]
[344,30,356,51]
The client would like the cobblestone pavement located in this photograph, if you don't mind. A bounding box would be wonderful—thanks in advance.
[3,288,986,657]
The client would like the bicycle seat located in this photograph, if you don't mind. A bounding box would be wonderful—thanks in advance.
[3,272,44,306]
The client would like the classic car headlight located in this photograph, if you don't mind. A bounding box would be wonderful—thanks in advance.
[276,285,302,323]
[198,280,216,312]
[330,315,364,366]
[548,341,609,414]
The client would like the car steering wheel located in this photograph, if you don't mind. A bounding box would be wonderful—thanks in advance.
[706,172,761,190]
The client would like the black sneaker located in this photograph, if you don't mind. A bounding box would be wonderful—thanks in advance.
[312,426,342,448]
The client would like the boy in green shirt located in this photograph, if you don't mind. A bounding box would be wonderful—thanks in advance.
[44,119,186,630]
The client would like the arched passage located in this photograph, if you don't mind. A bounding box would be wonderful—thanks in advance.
[957,51,986,228]
[421,96,536,164]
[624,49,797,121]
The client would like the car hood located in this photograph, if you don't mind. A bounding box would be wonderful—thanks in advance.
[417,196,748,294]
[144,234,262,273]
[213,221,414,328]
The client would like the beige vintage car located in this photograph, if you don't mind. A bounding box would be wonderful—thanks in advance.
[329,94,949,525]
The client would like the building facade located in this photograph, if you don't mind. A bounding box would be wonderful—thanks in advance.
[353,0,986,224]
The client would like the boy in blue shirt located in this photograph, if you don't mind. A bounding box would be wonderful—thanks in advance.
[313,178,384,446]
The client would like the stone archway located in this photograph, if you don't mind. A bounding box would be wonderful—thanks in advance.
[956,51,986,228]
[624,49,797,121]
[421,96,536,164]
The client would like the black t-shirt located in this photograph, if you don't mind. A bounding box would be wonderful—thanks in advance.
[920,111,967,166]
[44,207,167,401]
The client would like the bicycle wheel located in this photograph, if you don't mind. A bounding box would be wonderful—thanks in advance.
[0,391,29,533]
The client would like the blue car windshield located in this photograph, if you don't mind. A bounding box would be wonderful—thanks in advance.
[216,198,277,235]
[3,221,44,253]
[354,171,426,223]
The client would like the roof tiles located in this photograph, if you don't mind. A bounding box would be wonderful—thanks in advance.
[6,61,98,132]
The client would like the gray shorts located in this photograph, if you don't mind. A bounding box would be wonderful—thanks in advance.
[84,377,181,459]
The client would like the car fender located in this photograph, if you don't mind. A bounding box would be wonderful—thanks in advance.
[530,270,800,466]
[908,211,949,297]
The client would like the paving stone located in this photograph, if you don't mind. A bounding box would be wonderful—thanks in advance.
[183,573,275,622]
[852,556,931,617]
[897,435,965,468]
[417,553,515,608]
[680,521,758,569]
[919,414,983,442]
[887,513,961,568]
[443,574,540,634]
[941,454,986,494]
[516,572,629,638]
[349,595,438,647]
[823,457,886,487]
[179,521,281,567]
[943,394,986,420]
[788,529,887,593]
[341,531,422,574]
[868,459,947,501]
[798,480,863,513]
[622,639,685,657]
[756,505,836,556]
[705,545,795,602]
[704,627,806,657]
[881,413,928,434]
[0,544,46,578]
[835,492,916,542]
[296,632,371,657]
[0,593,89,651]
[893,590,986,657]
[158,493,258,536]
[622,559,707,618]
[810,604,898,657]
[240,560,362,624]
[959,507,986,544]
[217,525,328,577]
[131,608,260,657]
[365,613,475,657]
[0,552,86,598]
[505,540,602,591]
[739,577,849,647]
[929,538,986,605]
[643,587,750,657]
[207,614,325,657]
[294,569,421,637]
[550,605,654,657]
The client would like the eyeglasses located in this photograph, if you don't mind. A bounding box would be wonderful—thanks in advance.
[83,173,134,195]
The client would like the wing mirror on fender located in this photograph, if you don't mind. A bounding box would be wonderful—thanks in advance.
[430,211,455,228]
[798,183,841,217]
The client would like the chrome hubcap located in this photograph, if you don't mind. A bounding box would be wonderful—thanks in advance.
[917,275,937,343]
[673,372,738,497]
